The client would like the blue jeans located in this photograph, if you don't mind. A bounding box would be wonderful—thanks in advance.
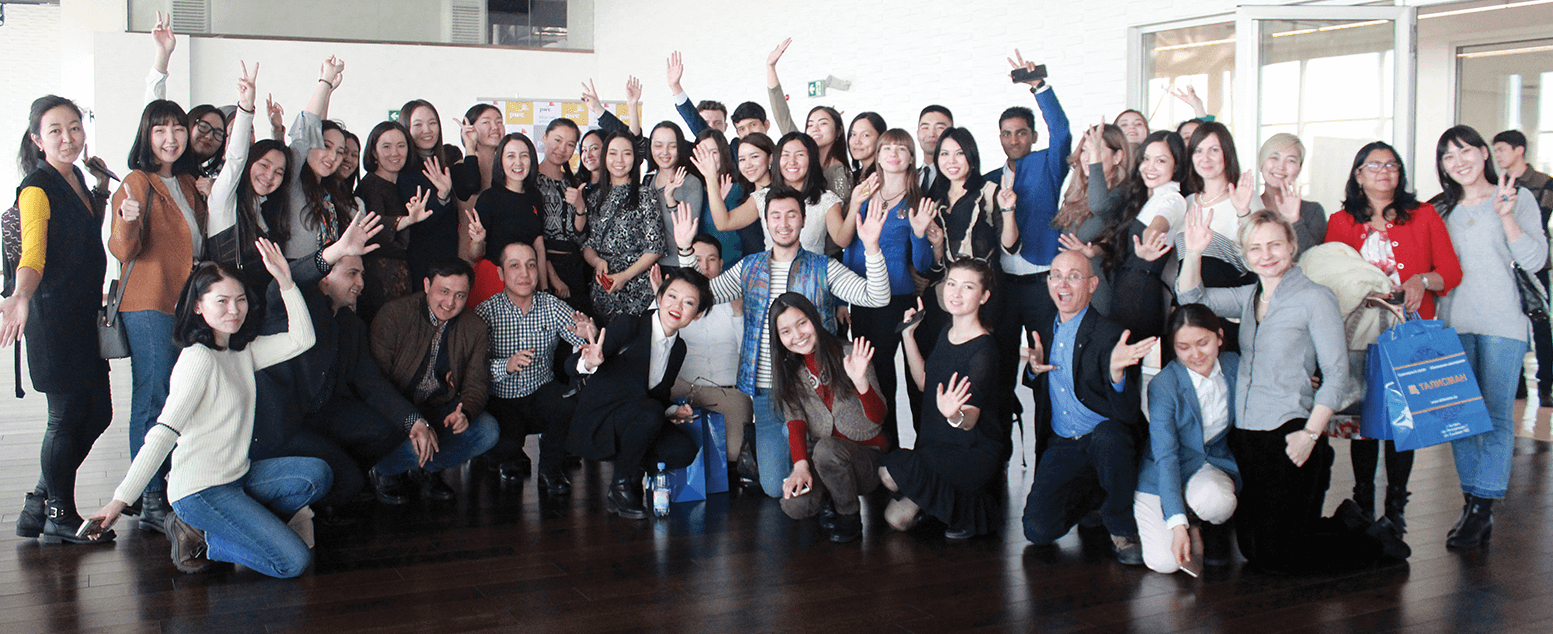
[1453,333,1525,499]
[124,310,178,495]
[372,412,499,476]
[170,457,332,579]
[751,389,791,499]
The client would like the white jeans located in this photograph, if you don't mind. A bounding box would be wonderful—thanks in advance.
[1134,464,1237,574]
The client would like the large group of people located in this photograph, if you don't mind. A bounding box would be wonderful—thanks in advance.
[5,25,1553,580]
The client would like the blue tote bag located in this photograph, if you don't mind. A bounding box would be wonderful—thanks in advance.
[1360,318,1492,451]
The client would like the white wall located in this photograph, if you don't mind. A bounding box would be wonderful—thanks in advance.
[0,4,64,199]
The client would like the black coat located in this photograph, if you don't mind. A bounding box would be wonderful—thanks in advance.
[566,311,686,460]
[250,255,419,459]
[15,161,107,393]
[1023,306,1145,459]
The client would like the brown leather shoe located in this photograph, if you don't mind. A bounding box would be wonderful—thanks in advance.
[166,512,213,573]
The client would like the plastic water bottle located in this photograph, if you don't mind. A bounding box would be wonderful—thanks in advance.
[652,462,671,517]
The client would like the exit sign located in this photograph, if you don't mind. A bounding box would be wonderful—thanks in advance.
[807,80,826,98]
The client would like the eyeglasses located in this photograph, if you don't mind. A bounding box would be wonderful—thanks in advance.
[195,120,227,143]
[1047,272,1089,285]
[1362,161,1400,173]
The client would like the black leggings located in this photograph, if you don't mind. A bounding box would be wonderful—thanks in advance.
[37,371,114,516]
[849,295,914,450]
[1350,438,1414,492]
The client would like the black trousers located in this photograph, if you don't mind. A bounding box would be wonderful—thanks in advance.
[1350,438,1415,495]
[36,367,114,515]
[485,381,577,473]
[280,397,406,507]
[1229,418,1385,573]
[1021,418,1139,543]
[994,272,1056,436]
[1533,269,1553,395]
[849,294,915,450]
[607,400,699,481]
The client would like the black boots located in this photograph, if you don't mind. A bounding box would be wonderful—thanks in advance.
[1446,495,1494,548]
[138,490,171,534]
[1200,520,1235,566]
[41,498,115,544]
[607,476,647,520]
[735,423,760,488]
[368,467,410,505]
[16,492,45,538]
[1352,480,1376,521]
[1380,485,1410,535]
[829,513,863,543]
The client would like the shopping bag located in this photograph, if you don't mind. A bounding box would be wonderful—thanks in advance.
[1360,319,1492,451]
[668,409,731,502]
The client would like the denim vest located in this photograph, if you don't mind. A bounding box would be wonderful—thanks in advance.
[737,249,834,393]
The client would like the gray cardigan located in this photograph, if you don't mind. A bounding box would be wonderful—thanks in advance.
[1436,188,1548,342]
[1178,267,1348,432]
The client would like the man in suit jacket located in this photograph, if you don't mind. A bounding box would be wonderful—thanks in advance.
[1020,251,1155,565]
[569,267,715,519]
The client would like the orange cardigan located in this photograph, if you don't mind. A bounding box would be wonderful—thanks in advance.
[1323,202,1461,319]
[109,171,208,314]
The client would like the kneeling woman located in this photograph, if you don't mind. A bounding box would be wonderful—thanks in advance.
[89,238,328,578]
[770,293,886,543]
[880,258,1003,539]
[1135,304,1240,575]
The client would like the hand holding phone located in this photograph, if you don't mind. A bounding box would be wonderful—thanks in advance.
[75,517,112,539]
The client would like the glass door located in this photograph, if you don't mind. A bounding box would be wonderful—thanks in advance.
[1234,6,1416,207]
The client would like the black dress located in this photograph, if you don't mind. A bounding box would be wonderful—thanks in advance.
[354,174,412,323]
[474,187,543,264]
[880,329,1004,534]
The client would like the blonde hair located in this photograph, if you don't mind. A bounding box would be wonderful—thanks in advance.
[1257,133,1305,170]
[1236,209,1298,254]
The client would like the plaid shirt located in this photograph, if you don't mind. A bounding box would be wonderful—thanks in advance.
[476,291,586,399]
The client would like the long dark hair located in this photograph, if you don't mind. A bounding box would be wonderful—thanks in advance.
[1342,141,1420,225]
[1099,130,1185,273]
[877,128,922,214]
[17,95,82,178]
[577,127,606,186]
[187,103,227,175]
[593,131,642,210]
[647,121,701,186]
[396,99,454,169]
[736,132,777,192]
[1183,121,1239,196]
[807,106,848,170]
[128,100,199,175]
[337,130,361,192]
[929,127,984,199]
[773,132,825,205]
[1433,125,1498,218]
[694,128,738,201]
[543,117,582,186]
[297,119,352,235]
[490,132,539,193]
[946,257,996,321]
[233,139,291,262]
[1167,303,1223,348]
[173,261,262,351]
[362,120,410,175]
[848,112,887,177]
[769,292,856,422]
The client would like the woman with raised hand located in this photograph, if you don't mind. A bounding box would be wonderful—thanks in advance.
[1089,129,1188,340]
[694,131,837,256]
[464,132,547,306]
[847,112,887,184]
[1053,121,1131,315]
[691,128,744,261]
[109,95,209,535]
[646,121,705,258]
[534,117,590,313]
[452,103,505,204]
[86,232,371,577]
[1135,304,1241,575]
[395,99,459,282]
[1430,125,1547,548]
[205,62,289,294]
[694,131,776,256]
[1177,205,1409,573]
[354,120,432,322]
[1177,122,1254,289]
[837,129,933,449]
[582,131,664,320]
[880,258,1004,540]
[145,12,227,185]
[769,293,886,543]
[1113,109,1149,149]
[272,56,349,260]
[763,38,853,199]
[5,95,116,543]
[1324,141,1460,534]
[1245,134,1325,256]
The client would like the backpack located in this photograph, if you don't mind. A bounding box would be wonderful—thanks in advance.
[1,200,19,298]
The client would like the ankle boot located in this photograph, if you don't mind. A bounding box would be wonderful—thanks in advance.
[1200,520,1235,566]
[41,499,115,544]
[1381,485,1410,535]
[606,476,647,520]
[1352,479,1376,522]
[1446,495,1494,548]
[16,492,45,538]
[138,490,171,534]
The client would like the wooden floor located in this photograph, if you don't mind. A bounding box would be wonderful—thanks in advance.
[5,356,1553,633]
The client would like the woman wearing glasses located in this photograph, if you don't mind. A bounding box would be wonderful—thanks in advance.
[1324,142,1461,536]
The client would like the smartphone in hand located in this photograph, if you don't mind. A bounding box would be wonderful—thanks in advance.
[1010,64,1048,84]
[75,517,111,540]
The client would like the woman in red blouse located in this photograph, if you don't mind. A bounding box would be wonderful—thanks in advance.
[1324,140,1462,534]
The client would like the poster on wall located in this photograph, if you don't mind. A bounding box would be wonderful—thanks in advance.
[482,98,637,169]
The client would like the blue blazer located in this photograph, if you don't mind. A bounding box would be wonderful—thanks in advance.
[1137,353,1242,523]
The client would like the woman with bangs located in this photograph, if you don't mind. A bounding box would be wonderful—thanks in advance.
[1430,125,1547,548]
[395,99,459,282]
[692,128,744,261]
[146,13,227,184]
[836,128,934,449]
[354,120,433,322]
[582,131,664,320]
[534,117,591,313]
[464,132,548,306]
[697,131,840,257]
[272,57,350,260]
[109,95,209,535]
[646,121,705,258]
[847,112,887,183]
[205,62,292,294]
[763,38,853,199]
[451,103,506,206]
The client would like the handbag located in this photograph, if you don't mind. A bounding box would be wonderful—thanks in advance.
[1360,316,1492,451]
[98,260,134,359]
[1512,261,1548,322]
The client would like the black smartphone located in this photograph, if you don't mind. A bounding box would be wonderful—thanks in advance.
[895,310,926,334]
[1011,64,1048,84]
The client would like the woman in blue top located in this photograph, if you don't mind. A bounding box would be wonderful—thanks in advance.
[834,128,933,449]
[1134,304,1239,575]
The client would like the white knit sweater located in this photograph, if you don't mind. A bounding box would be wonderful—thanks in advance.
[112,285,316,504]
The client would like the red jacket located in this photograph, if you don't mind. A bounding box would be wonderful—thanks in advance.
[1324,202,1461,319]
